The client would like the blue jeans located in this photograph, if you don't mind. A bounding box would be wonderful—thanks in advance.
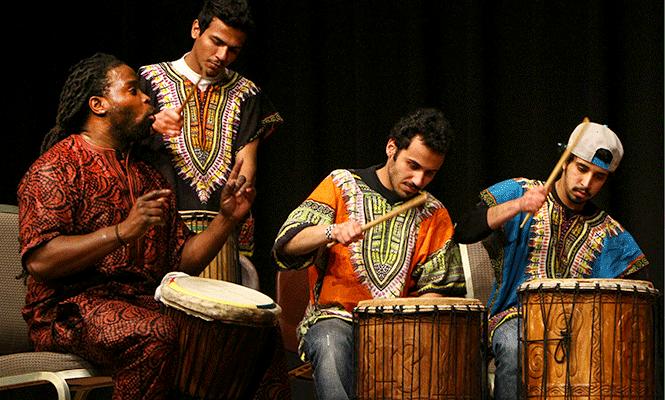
[301,318,354,400]
[492,317,521,400]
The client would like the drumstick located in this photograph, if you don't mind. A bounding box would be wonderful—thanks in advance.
[180,73,205,117]
[327,192,427,248]
[519,117,590,228]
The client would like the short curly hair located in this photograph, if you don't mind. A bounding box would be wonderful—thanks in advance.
[197,0,254,34]
[389,108,454,155]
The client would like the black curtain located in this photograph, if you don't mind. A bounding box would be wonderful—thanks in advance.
[2,1,662,302]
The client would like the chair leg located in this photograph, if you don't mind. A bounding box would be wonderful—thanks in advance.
[0,371,71,400]
[73,389,90,400]
[288,361,313,380]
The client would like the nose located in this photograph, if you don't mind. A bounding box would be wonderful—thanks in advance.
[412,171,425,188]
[215,46,229,64]
[140,90,150,104]
[579,172,593,188]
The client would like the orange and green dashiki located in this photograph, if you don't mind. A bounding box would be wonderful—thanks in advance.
[272,166,465,360]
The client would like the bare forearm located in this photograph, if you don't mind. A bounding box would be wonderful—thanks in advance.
[281,225,330,256]
[486,185,548,229]
[178,214,239,275]
[486,198,523,230]
[281,220,364,255]
[25,225,124,281]
[237,140,258,185]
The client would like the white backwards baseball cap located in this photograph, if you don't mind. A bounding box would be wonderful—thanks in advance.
[567,122,624,172]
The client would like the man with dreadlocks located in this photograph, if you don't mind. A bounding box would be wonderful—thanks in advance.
[19,53,255,400]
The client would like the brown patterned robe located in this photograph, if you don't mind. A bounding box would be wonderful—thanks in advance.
[19,134,193,400]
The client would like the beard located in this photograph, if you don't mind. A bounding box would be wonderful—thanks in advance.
[126,112,155,142]
[567,186,591,204]
[111,106,156,144]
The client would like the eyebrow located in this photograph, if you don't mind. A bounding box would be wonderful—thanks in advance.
[408,158,439,173]
[212,35,242,49]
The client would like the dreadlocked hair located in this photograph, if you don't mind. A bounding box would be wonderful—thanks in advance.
[40,53,124,154]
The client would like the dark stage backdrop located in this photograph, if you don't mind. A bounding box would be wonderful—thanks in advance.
[2,1,662,302]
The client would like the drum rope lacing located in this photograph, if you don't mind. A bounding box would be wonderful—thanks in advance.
[530,281,649,399]
[534,282,582,400]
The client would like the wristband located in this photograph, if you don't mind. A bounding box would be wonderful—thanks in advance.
[325,224,336,242]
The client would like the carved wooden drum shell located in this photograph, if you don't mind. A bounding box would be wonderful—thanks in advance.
[519,279,660,399]
[354,297,487,399]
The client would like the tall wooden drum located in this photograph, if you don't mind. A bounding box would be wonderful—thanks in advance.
[179,210,241,283]
[519,279,660,399]
[159,276,281,400]
[354,297,488,399]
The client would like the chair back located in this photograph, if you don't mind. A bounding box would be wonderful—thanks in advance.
[275,269,310,354]
[460,241,496,306]
[0,205,32,355]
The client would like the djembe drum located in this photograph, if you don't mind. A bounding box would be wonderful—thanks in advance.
[179,210,240,283]
[159,276,281,400]
[519,279,660,399]
[354,297,488,399]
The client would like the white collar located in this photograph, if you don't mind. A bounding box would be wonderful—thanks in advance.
[172,54,231,91]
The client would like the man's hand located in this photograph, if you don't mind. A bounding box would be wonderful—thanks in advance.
[329,220,364,246]
[117,189,172,242]
[219,159,256,222]
[519,185,549,214]
[152,108,183,137]
[487,184,549,230]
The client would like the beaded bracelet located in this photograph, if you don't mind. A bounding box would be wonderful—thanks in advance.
[325,224,336,242]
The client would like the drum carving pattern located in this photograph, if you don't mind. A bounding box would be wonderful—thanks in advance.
[520,279,660,399]
[354,297,487,399]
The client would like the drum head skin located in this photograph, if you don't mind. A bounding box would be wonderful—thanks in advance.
[355,297,486,314]
[160,276,281,326]
[518,278,656,294]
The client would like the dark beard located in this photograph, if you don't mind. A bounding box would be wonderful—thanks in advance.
[126,114,154,142]
[113,107,155,145]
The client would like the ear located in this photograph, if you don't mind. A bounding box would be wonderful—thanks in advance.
[386,138,397,159]
[88,96,107,116]
[191,19,201,40]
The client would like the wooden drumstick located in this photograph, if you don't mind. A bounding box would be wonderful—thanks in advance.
[180,73,204,117]
[519,117,590,228]
[327,192,428,248]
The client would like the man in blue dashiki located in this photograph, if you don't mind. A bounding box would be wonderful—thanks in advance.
[453,122,649,400]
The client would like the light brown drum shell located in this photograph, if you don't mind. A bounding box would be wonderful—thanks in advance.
[354,296,488,399]
[519,278,660,399]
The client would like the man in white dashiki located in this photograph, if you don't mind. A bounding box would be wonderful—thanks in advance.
[138,0,283,257]
[453,122,649,400]
[272,108,466,400]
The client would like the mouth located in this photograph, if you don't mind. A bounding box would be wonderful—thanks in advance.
[207,61,224,72]
[572,188,590,199]
[147,107,157,122]
[403,183,420,194]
